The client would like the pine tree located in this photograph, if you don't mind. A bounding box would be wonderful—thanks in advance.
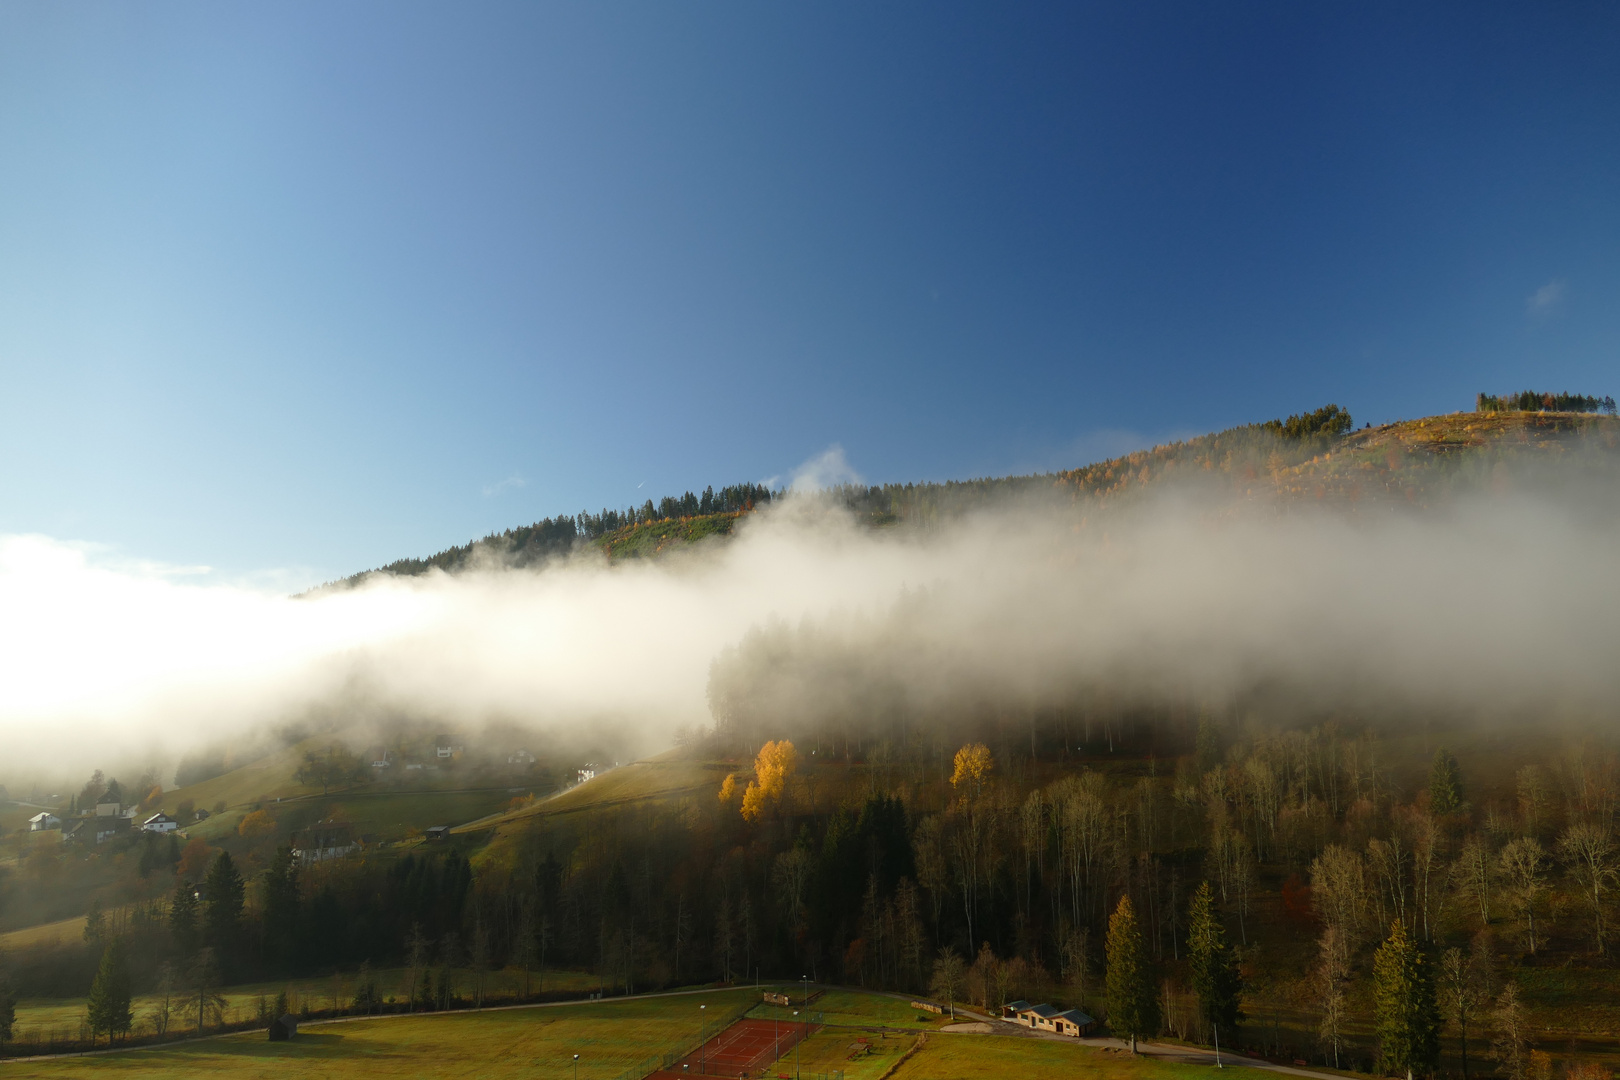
[86,942,133,1045]
[1374,919,1440,1080]
[203,851,245,968]
[1187,881,1244,1041]
[1429,749,1464,816]
[1106,894,1159,1052]
[0,976,15,1046]
[262,847,301,968]
[169,880,199,957]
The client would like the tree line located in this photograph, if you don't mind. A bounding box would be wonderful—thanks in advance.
[1476,392,1616,416]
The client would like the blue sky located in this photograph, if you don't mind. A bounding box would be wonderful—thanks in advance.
[1,3,1617,583]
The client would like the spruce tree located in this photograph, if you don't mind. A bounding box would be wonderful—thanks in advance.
[203,851,245,968]
[169,879,199,957]
[1187,881,1244,1040]
[0,976,15,1047]
[1429,749,1464,816]
[1106,894,1159,1052]
[86,942,133,1045]
[1374,919,1440,1080]
[262,847,301,969]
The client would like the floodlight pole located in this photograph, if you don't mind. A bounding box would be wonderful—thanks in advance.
[700,1004,707,1075]
[573,1052,580,1080]
[1213,1023,1222,1068]
[794,1010,801,1080]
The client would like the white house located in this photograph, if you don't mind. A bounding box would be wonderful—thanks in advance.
[142,813,179,833]
[28,812,61,831]
[577,766,597,784]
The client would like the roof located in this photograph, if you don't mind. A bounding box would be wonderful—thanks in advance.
[1027,1004,1062,1019]
[1004,1000,1033,1012]
[28,812,57,821]
[144,813,174,824]
[1054,1009,1094,1025]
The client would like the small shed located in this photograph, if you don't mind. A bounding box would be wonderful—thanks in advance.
[268,1014,298,1041]
[424,825,451,841]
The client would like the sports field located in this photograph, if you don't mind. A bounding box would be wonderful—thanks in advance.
[655,1017,814,1079]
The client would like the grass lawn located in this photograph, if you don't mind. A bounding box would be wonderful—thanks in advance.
[11,967,606,1039]
[889,1034,1273,1080]
[765,1028,918,1080]
[749,990,946,1031]
[4,988,760,1080]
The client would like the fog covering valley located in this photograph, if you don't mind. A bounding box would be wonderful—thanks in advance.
[2,411,1618,786]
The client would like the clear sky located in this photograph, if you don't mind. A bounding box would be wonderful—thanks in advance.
[2,3,1617,584]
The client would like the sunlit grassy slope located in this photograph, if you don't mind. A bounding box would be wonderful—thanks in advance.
[455,749,729,834]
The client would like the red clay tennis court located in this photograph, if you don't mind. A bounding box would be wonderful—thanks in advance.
[649,1017,817,1080]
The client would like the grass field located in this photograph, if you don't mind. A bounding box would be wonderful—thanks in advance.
[886,1033,1272,1080]
[0,915,87,953]
[3,988,761,1079]
[769,1028,917,1080]
[459,752,728,834]
[749,990,946,1031]
[9,966,608,1037]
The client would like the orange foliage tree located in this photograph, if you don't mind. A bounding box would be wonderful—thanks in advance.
[740,740,797,821]
[951,743,993,798]
[237,810,276,841]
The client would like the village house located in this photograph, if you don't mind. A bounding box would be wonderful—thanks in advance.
[28,812,61,831]
[142,812,179,833]
[434,736,463,760]
[505,749,536,765]
[368,749,393,770]
[94,793,125,817]
[577,764,598,784]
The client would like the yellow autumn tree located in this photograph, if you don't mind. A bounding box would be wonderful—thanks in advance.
[740,739,797,821]
[718,772,738,805]
[951,743,993,798]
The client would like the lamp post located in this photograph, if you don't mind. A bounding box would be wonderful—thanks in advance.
[572,1053,579,1080]
[801,975,809,1007]
[793,1011,801,1080]
[699,1004,707,1075]
[1213,1023,1222,1069]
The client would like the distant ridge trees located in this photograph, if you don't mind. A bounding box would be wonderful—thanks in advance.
[1476,391,1616,415]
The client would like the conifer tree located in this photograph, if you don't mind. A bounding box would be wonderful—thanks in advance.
[1106,894,1158,1052]
[1374,919,1440,1080]
[1187,881,1244,1041]
[86,942,133,1045]
[1429,749,1464,816]
[169,880,199,957]
[203,851,245,967]
[0,976,15,1047]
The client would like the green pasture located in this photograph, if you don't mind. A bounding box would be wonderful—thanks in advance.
[888,1033,1273,1080]
[749,990,946,1031]
[10,967,605,1038]
[4,988,760,1080]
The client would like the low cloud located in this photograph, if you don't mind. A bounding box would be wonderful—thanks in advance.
[2,453,1619,777]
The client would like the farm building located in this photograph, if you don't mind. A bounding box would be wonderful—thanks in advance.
[28,812,61,831]
[142,812,179,833]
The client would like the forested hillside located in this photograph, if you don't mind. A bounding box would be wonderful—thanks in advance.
[323,401,1620,590]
